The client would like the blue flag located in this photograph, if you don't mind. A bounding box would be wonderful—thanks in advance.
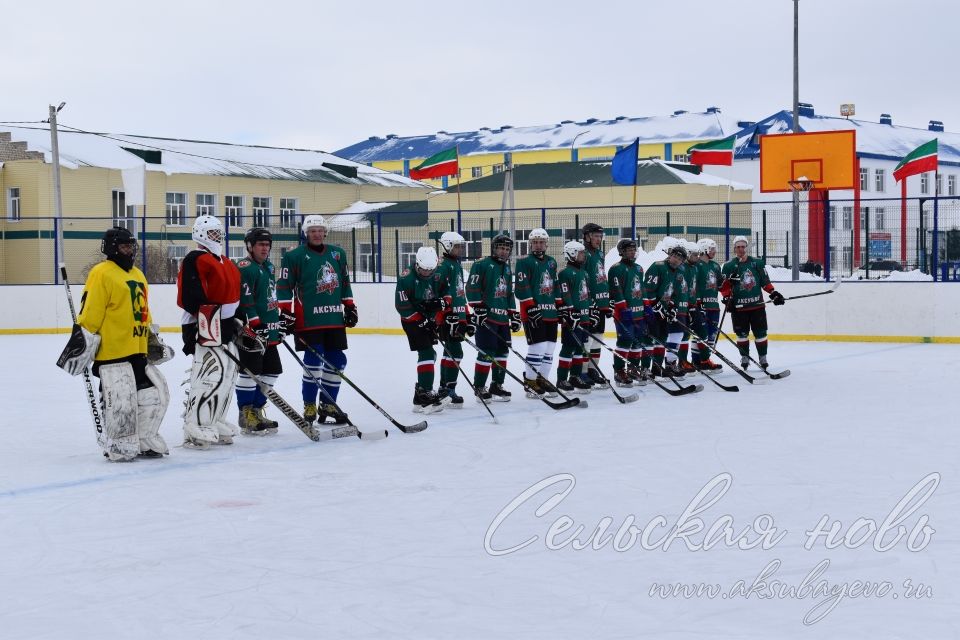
[611,138,639,185]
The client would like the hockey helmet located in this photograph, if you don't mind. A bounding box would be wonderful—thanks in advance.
[698,238,717,254]
[616,238,638,256]
[244,227,272,249]
[193,214,224,255]
[101,226,137,257]
[733,235,749,248]
[683,240,700,257]
[302,215,328,233]
[415,246,439,271]
[667,244,688,262]
[563,240,586,264]
[439,231,466,254]
[491,233,514,260]
[581,222,603,237]
[528,228,549,255]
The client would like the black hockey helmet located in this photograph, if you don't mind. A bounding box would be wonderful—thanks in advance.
[668,245,688,261]
[491,233,513,251]
[582,222,604,238]
[617,238,637,256]
[101,226,137,257]
[244,227,272,248]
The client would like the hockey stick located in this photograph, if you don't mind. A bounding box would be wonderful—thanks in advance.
[566,326,639,403]
[672,316,762,385]
[216,346,340,441]
[712,324,791,380]
[462,335,580,410]
[478,320,588,409]
[642,323,739,392]
[575,322,701,396]
[296,337,427,434]
[437,337,498,423]
[59,264,104,438]
[740,278,842,309]
[281,340,388,439]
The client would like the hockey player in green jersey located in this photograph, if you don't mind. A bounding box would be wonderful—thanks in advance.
[607,238,650,387]
[434,231,470,407]
[643,243,689,378]
[514,228,560,398]
[277,215,356,425]
[466,233,519,402]
[580,223,611,386]
[396,247,446,413]
[555,240,596,394]
[695,238,723,370]
[720,235,785,370]
[677,240,701,373]
[234,227,281,435]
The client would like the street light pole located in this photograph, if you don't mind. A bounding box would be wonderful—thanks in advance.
[570,130,591,162]
[791,0,801,281]
[48,102,66,284]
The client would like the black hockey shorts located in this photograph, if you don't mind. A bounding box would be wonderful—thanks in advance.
[403,323,437,351]
[732,307,768,338]
[239,343,282,376]
[296,327,348,352]
[524,320,558,345]
[477,321,510,352]
[560,324,590,350]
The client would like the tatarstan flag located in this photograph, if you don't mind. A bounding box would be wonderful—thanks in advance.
[893,139,938,182]
[409,147,459,180]
[688,135,735,166]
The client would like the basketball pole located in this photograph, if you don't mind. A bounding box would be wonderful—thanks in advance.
[791,0,801,281]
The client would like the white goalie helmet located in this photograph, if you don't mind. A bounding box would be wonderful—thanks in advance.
[563,240,586,263]
[302,215,328,233]
[415,246,439,271]
[192,215,224,255]
[439,231,466,253]
[698,238,717,254]
[528,228,549,242]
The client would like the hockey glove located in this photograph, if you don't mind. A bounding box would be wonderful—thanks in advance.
[417,316,438,337]
[470,305,488,331]
[722,296,735,312]
[509,310,522,333]
[147,325,175,365]
[343,302,359,328]
[279,309,297,335]
[653,301,676,322]
[602,307,613,319]
[181,323,198,356]
[421,298,442,314]
[558,306,575,328]
[589,307,603,329]
[525,306,543,329]
[56,323,101,376]
[769,290,785,306]
[578,311,596,330]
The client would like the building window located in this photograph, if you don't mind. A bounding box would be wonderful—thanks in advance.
[399,241,422,270]
[228,244,246,260]
[6,187,21,221]
[843,246,852,273]
[196,193,216,217]
[357,242,375,276]
[859,207,867,229]
[860,167,869,191]
[112,190,136,231]
[948,175,957,196]
[512,229,531,257]
[252,196,271,227]
[936,173,943,195]
[875,207,885,230]
[462,229,484,260]
[492,164,505,174]
[167,244,187,271]
[165,192,187,226]
[280,198,298,228]
[842,206,852,231]
[225,195,244,227]
[829,206,836,230]
[673,154,689,163]
[921,173,929,194]
[471,167,483,179]
[875,169,885,192]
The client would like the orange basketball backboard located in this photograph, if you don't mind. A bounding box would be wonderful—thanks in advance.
[759,130,856,192]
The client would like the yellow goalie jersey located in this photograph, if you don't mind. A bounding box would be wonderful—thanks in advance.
[77,260,152,361]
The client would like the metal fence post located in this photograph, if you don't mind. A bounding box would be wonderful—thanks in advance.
[630,205,636,238]
[823,191,831,279]
[52,217,59,283]
[723,203,730,258]
[141,205,147,275]
[762,209,767,262]
[541,207,546,230]
[457,208,462,235]
[865,204,871,278]
[351,227,357,283]
[933,194,940,281]
[666,211,671,237]
[395,229,400,278]
[224,212,230,258]
[376,212,383,283]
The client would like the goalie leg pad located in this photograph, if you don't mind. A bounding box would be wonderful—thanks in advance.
[138,364,170,454]
[183,344,238,444]
[99,362,140,461]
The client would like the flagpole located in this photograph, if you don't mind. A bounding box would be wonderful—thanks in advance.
[455,145,462,213]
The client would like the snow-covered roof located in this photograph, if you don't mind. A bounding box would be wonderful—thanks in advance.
[336,109,744,162]
[1,125,429,188]
[733,109,960,166]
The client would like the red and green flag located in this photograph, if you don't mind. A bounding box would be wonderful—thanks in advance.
[893,139,938,182]
[687,134,735,166]
[409,146,459,180]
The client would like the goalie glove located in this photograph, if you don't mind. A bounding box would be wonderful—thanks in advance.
[147,325,175,365]
[56,323,101,376]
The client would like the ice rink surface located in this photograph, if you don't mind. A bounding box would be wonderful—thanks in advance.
[0,334,956,639]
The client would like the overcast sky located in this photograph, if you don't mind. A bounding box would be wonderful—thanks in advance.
[2,0,955,155]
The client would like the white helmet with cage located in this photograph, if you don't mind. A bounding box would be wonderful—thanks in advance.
[302,215,328,233]
[415,246,439,271]
[528,228,549,241]
[439,231,466,254]
[698,238,717,254]
[563,240,586,263]
[192,215,224,255]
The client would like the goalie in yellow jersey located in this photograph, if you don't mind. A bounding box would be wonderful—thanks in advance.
[56,227,174,461]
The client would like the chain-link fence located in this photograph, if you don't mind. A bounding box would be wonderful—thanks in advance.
[5,197,960,284]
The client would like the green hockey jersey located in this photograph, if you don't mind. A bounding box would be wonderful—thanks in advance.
[395,267,442,323]
[235,256,280,343]
[466,257,514,325]
[435,256,468,319]
[514,253,560,322]
[697,259,722,311]
[721,256,772,311]
[583,246,610,310]
[277,243,354,330]
[557,263,592,313]
[643,260,687,311]
[608,259,645,313]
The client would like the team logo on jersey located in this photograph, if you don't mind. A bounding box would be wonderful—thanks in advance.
[316,263,340,294]
[708,270,717,287]
[664,282,674,301]
[125,280,148,324]
[539,271,554,296]
[332,251,340,261]
[578,278,589,302]
[596,262,607,283]
[494,276,508,299]
[455,275,465,298]
[631,278,643,298]
[741,269,756,289]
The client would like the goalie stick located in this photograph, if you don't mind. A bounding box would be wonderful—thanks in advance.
[462,336,581,410]
[296,338,427,434]
[59,264,104,439]
[280,340,388,439]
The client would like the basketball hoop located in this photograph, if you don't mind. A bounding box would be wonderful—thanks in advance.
[787,177,815,192]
